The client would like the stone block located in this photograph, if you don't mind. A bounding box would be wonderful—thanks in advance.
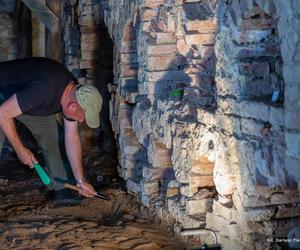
[79,15,95,26]
[238,101,269,121]
[232,29,272,45]
[156,32,177,44]
[189,173,214,188]
[212,200,232,221]
[80,42,97,52]
[144,70,190,82]
[206,212,229,233]
[166,187,180,197]
[180,185,198,197]
[126,179,141,194]
[236,43,280,59]
[275,206,300,219]
[186,198,212,216]
[185,19,217,32]
[147,44,178,55]
[143,167,175,181]
[286,132,300,159]
[148,137,172,168]
[81,33,99,43]
[191,156,214,175]
[118,106,133,128]
[80,60,96,69]
[146,55,177,71]
[120,65,138,78]
[285,108,300,130]
[241,18,275,30]
[141,9,157,21]
[168,180,181,188]
[120,40,137,53]
[143,0,165,8]
[141,180,160,196]
[120,53,138,64]
[81,50,97,60]
[285,156,300,183]
[185,33,216,45]
[141,194,152,207]
[269,106,284,128]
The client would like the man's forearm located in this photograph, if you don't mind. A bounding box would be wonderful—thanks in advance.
[0,116,25,154]
[65,129,84,180]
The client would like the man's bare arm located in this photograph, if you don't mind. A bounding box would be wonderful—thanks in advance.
[64,118,96,197]
[0,94,37,167]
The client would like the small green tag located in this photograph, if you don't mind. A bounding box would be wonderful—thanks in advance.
[171,89,184,97]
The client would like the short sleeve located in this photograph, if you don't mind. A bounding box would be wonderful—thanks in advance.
[16,80,48,114]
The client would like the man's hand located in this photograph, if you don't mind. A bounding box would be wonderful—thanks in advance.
[15,147,37,169]
[77,180,97,197]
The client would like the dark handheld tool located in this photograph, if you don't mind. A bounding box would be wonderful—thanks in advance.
[64,183,111,201]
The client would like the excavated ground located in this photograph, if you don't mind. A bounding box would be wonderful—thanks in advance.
[0,152,185,250]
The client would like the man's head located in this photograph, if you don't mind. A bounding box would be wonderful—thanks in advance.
[75,84,103,128]
[61,83,103,128]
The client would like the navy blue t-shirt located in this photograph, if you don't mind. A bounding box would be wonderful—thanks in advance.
[0,57,76,116]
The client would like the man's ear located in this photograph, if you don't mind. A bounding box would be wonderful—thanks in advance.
[67,101,78,111]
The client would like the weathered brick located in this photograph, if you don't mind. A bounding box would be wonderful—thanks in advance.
[143,167,175,180]
[186,198,213,216]
[241,18,276,30]
[191,156,214,175]
[143,0,165,8]
[80,60,96,68]
[166,187,180,197]
[156,32,177,44]
[232,29,272,45]
[120,53,138,64]
[141,9,157,21]
[120,65,138,77]
[146,56,177,71]
[147,44,178,55]
[127,179,141,194]
[141,180,160,196]
[185,19,217,32]
[185,33,216,45]
[189,173,214,188]
[120,40,137,53]
[81,33,99,43]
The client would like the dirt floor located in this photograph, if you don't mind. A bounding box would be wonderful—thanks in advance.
[0,152,186,250]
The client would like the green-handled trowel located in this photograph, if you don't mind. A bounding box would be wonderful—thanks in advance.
[33,162,51,186]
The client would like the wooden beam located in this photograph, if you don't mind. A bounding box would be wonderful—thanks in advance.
[22,0,58,32]
[45,0,61,61]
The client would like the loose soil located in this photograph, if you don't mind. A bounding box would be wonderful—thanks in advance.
[0,154,185,250]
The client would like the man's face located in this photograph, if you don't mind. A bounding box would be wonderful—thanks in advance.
[63,101,85,123]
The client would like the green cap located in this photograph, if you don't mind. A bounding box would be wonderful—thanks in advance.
[75,84,103,128]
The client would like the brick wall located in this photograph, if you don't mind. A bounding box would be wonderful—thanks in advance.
[101,0,300,248]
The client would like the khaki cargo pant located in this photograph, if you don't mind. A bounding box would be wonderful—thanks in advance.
[0,93,73,190]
